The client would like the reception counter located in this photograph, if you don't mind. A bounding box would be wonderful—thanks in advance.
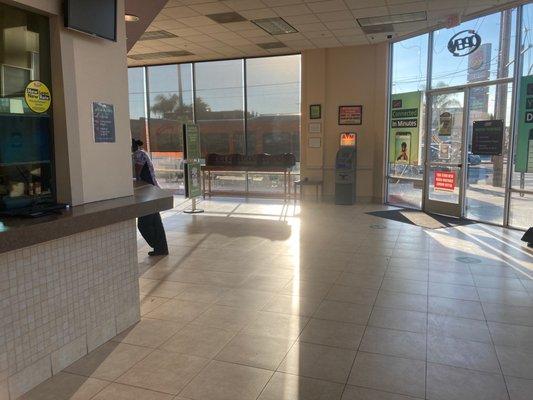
[0,184,173,254]
[0,185,174,399]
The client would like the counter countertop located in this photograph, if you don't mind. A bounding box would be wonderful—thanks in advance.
[0,184,174,254]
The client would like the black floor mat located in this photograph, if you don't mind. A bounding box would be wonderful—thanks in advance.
[366,209,477,229]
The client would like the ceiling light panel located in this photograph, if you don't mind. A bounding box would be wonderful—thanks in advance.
[139,30,178,40]
[129,50,193,60]
[252,17,298,35]
[357,11,427,27]
[257,41,288,50]
[206,12,247,24]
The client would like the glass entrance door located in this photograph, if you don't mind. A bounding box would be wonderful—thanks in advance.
[424,90,466,217]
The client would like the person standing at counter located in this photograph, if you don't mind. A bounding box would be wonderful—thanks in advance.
[132,139,169,256]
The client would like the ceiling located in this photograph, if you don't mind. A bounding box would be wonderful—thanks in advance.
[126,0,523,66]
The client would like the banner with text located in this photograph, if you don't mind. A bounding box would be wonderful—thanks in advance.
[389,91,421,165]
[516,75,533,173]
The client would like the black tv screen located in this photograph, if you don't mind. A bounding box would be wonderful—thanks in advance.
[65,0,117,41]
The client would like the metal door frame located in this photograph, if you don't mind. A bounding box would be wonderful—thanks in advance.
[423,87,469,217]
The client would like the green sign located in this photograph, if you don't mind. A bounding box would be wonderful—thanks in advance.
[516,75,533,173]
[183,123,201,160]
[185,161,202,198]
[389,91,421,165]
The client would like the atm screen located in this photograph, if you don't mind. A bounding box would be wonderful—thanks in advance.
[336,150,354,169]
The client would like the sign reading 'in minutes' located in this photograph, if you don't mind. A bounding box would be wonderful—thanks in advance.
[472,120,504,156]
[92,102,116,143]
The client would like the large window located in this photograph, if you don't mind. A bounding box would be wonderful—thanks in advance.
[431,10,516,89]
[0,4,53,207]
[387,35,428,209]
[386,4,531,229]
[128,67,147,144]
[246,55,301,159]
[391,34,428,94]
[144,64,193,190]
[127,55,301,194]
[194,59,245,156]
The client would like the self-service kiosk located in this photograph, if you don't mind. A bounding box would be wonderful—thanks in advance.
[335,133,357,205]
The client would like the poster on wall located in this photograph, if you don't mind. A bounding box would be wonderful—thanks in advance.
[472,120,503,155]
[309,104,321,119]
[339,105,362,125]
[515,75,533,173]
[389,91,421,165]
[92,102,115,143]
[394,133,411,164]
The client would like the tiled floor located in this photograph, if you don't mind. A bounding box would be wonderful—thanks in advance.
[22,198,533,400]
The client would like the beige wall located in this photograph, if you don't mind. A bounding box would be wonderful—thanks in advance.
[8,0,134,205]
[301,43,389,203]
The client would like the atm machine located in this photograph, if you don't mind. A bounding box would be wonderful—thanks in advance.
[335,133,357,205]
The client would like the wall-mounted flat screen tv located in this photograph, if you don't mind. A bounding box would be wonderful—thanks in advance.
[65,0,117,41]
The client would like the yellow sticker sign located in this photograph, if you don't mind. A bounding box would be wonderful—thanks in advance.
[24,81,51,113]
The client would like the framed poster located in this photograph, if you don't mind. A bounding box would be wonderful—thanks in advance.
[92,102,115,143]
[308,122,322,134]
[339,105,362,125]
[309,104,321,119]
[308,137,321,148]
[472,120,504,155]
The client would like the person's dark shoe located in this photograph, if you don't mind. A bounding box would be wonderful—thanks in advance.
[148,250,168,256]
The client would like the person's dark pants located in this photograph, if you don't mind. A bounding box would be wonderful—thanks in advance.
[138,213,168,254]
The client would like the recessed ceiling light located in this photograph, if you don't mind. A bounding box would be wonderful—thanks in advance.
[206,12,247,24]
[357,11,427,27]
[139,30,178,40]
[257,41,287,49]
[125,14,140,22]
[252,17,298,35]
[128,50,193,61]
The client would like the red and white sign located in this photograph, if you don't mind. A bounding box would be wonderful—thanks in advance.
[434,170,456,191]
